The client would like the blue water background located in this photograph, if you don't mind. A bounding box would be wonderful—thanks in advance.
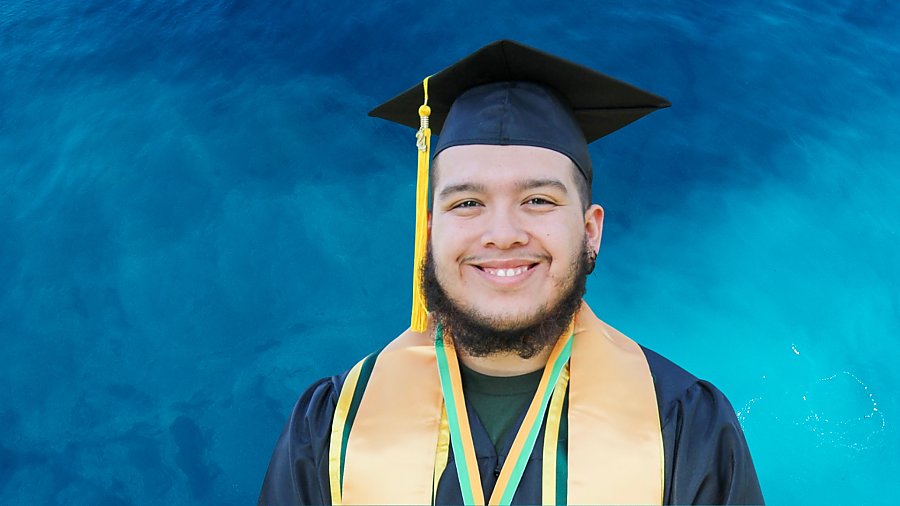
[2,1,898,503]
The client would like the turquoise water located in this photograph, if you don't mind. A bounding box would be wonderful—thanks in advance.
[1,1,898,503]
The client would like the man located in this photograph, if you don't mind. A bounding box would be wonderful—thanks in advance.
[260,40,763,505]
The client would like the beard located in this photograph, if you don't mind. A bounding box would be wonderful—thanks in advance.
[421,238,595,359]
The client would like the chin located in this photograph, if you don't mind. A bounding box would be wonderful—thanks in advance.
[470,305,547,331]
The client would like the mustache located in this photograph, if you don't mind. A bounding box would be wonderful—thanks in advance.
[460,253,551,264]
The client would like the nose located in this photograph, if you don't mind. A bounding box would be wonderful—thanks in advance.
[480,208,529,249]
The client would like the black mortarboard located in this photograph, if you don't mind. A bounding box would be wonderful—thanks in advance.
[368,40,669,331]
[369,39,670,183]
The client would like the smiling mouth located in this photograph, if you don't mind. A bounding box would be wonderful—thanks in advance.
[476,264,538,278]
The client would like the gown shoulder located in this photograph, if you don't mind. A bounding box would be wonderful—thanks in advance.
[258,372,348,505]
[642,346,765,505]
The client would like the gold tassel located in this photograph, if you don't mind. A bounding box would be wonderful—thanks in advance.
[411,77,431,332]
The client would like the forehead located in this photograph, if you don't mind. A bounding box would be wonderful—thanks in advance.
[432,144,578,192]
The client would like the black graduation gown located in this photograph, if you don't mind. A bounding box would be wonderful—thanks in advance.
[258,346,764,505]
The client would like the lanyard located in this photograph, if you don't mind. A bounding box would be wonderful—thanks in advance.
[434,323,574,505]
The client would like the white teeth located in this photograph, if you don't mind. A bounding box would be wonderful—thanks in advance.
[488,266,527,277]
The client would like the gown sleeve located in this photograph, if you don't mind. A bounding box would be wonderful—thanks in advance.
[258,376,343,506]
[642,346,763,505]
[660,379,765,505]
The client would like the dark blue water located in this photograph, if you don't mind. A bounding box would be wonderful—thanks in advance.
[2,1,897,503]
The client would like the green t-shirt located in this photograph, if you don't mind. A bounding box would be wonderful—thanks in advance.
[459,363,544,454]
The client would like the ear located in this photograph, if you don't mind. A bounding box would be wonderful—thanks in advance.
[584,204,604,254]
[427,211,433,239]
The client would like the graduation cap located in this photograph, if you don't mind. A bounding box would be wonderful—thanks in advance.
[369,39,670,331]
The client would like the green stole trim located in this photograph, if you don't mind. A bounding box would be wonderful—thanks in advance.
[339,352,378,488]
[434,323,573,505]
[555,391,569,504]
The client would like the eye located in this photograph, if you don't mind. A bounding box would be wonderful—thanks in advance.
[525,197,555,206]
[452,200,482,209]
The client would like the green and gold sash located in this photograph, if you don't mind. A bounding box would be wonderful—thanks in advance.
[330,303,663,505]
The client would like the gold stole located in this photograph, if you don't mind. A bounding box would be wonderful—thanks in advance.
[334,304,663,505]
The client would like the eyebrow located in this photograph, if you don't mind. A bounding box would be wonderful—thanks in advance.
[437,182,487,199]
[516,178,569,194]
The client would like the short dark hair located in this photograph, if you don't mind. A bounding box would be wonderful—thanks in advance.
[571,164,592,213]
[429,155,592,212]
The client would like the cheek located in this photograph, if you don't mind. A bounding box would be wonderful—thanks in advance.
[532,218,579,240]
[428,235,463,271]
[431,220,479,254]
[540,225,586,260]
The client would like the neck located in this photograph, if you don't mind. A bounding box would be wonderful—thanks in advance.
[456,345,553,377]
